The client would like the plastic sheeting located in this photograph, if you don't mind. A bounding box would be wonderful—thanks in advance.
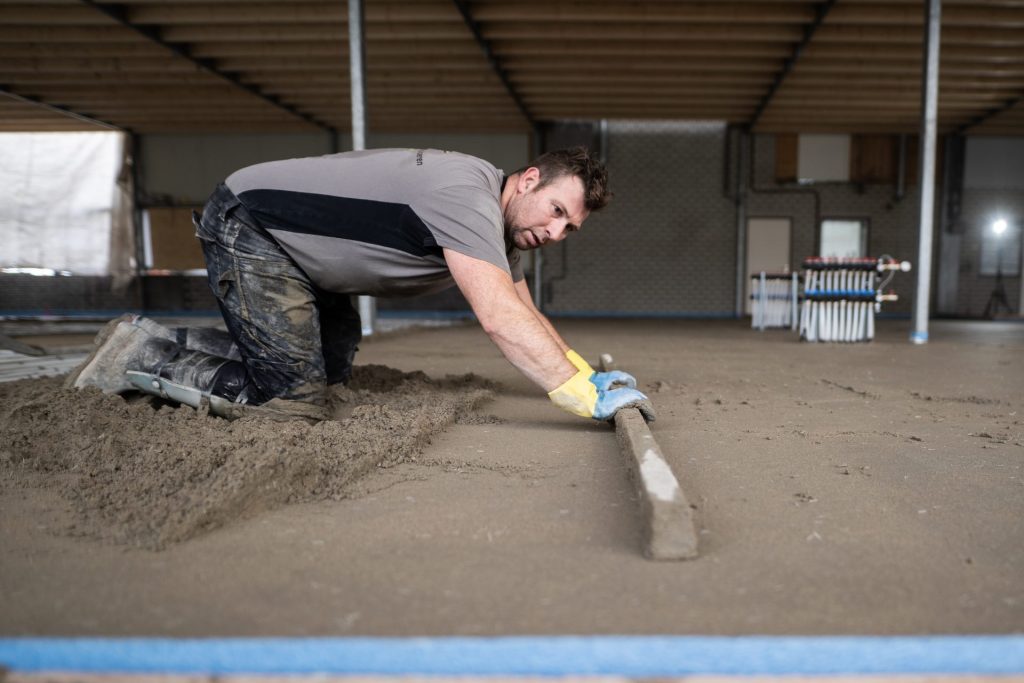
[0,131,124,275]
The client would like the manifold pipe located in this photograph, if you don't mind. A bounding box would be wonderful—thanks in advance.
[759,271,767,331]
[791,272,799,331]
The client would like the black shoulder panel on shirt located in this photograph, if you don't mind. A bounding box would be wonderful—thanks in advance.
[237,189,442,258]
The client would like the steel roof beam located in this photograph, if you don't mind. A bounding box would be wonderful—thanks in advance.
[749,0,838,128]
[0,86,125,132]
[955,93,1023,135]
[451,0,534,126]
[78,0,335,132]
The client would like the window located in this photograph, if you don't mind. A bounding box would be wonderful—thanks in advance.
[0,131,124,275]
[798,134,851,183]
[820,219,867,258]
[980,218,1021,277]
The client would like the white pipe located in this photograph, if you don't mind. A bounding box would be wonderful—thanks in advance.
[791,272,799,331]
[759,271,767,331]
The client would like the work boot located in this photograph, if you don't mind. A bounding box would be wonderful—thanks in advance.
[132,315,175,343]
[65,315,180,394]
[130,317,241,361]
[169,326,241,361]
[158,349,234,395]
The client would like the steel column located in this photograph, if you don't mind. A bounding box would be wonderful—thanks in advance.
[349,0,375,335]
[734,129,749,317]
[911,0,942,345]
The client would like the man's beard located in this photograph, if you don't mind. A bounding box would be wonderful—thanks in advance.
[504,195,542,250]
[508,226,540,250]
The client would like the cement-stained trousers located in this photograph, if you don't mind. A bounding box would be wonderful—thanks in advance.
[190,183,362,410]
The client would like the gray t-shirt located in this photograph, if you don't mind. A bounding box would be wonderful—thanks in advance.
[225,148,523,297]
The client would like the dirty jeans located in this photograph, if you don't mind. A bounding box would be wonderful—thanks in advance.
[192,183,361,407]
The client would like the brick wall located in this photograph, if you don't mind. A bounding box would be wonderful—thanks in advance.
[748,134,926,316]
[542,127,931,317]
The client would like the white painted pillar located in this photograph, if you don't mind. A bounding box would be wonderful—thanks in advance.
[349,0,376,336]
[911,0,942,344]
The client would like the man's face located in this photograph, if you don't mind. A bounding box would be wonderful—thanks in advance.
[504,170,589,251]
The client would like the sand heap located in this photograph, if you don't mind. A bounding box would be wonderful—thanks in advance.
[0,365,494,549]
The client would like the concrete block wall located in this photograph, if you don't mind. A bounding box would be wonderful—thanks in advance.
[748,133,1024,319]
[748,134,922,315]
[545,121,737,316]
[543,127,927,317]
[7,128,1019,320]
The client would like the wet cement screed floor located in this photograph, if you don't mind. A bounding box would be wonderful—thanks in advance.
[0,319,1022,636]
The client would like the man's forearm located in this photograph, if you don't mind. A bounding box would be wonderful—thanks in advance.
[479,296,574,391]
[445,250,652,422]
[445,249,575,392]
[528,306,570,353]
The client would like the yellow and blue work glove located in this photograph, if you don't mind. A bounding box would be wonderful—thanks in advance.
[565,349,637,390]
[549,350,656,422]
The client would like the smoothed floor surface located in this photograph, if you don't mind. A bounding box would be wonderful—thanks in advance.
[1,319,1022,637]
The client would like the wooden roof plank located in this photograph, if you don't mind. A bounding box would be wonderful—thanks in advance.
[450,0,532,125]
[0,86,125,131]
[77,0,335,131]
[750,0,838,127]
[954,91,1024,133]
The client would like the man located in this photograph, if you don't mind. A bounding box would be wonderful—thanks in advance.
[68,146,653,423]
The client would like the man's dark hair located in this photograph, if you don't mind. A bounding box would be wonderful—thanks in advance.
[514,146,612,211]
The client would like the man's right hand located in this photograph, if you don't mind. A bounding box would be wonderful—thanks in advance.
[592,370,637,391]
[548,369,656,422]
[565,349,637,390]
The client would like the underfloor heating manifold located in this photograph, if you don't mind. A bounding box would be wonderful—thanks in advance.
[750,272,800,331]
[799,257,911,343]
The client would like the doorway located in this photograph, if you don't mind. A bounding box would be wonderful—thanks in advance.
[745,217,792,315]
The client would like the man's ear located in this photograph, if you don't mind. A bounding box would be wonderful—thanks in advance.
[517,167,540,193]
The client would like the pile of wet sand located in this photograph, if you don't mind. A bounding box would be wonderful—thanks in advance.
[0,365,494,549]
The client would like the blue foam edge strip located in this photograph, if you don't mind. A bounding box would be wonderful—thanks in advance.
[2,636,1024,675]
